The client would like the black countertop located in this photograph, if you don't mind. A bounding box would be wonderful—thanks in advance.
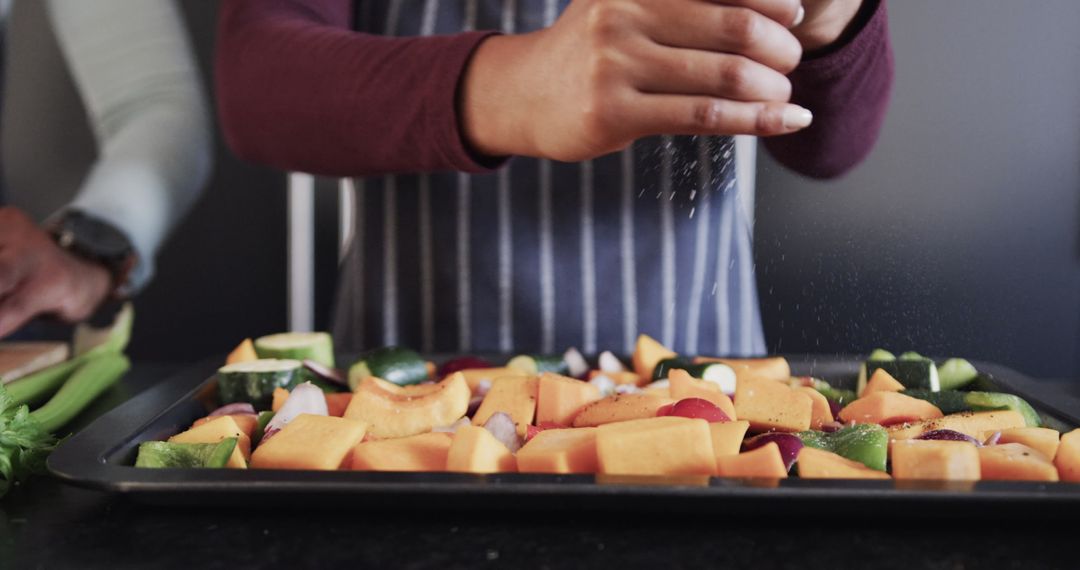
[3,364,1077,569]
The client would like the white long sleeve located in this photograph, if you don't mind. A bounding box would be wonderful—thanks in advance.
[46,0,211,291]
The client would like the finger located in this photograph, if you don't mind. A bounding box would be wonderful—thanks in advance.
[634,47,791,102]
[629,94,813,138]
[648,5,803,73]
[708,0,804,29]
[0,285,50,339]
[0,253,28,298]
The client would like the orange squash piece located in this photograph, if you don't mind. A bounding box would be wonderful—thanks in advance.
[889,411,1026,442]
[324,393,352,417]
[350,432,452,472]
[797,447,890,480]
[572,393,673,427]
[669,369,736,420]
[192,413,259,441]
[890,439,981,481]
[692,356,790,383]
[1055,429,1080,482]
[709,420,750,458]
[516,428,598,474]
[861,368,906,396]
[250,414,368,470]
[715,442,788,479]
[536,373,602,426]
[446,425,517,473]
[271,387,289,413]
[587,370,647,387]
[839,392,942,426]
[345,373,470,438]
[733,376,813,433]
[796,387,834,430]
[978,443,1058,482]
[171,415,251,468]
[225,338,258,365]
[596,416,714,476]
[982,427,1060,460]
[472,375,539,436]
[452,367,529,393]
[632,334,677,379]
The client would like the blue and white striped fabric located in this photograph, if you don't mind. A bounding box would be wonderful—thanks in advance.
[332,0,766,357]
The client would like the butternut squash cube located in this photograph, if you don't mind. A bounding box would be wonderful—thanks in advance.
[572,393,673,427]
[192,413,259,442]
[516,428,598,474]
[171,415,251,468]
[693,356,790,383]
[978,443,1058,482]
[536,373,602,426]
[889,411,1026,442]
[272,387,289,412]
[324,393,353,418]
[632,334,677,379]
[981,427,1060,460]
[225,338,258,365]
[839,392,942,426]
[669,369,736,420]
[446,425,516,474]
[796,387,834,430]
[797,447,890,480]
[734,376,812,433]
[715,442,788,479]
[861,368,906,396]
[472,375,539,436]
[452,367,529,393]
[250,414,368,470]
[709,420,750,458]
[890,439,981,481]
[1054,428,1080,482]
[345,373,470,438]
[596,416,715,476]
[350,432,452,472]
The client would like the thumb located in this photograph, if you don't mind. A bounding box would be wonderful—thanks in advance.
[0,285,50,339]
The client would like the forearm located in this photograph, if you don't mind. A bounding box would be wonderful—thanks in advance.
[764,0,894,179]
[48,0,212,291]
[216,0,500,177]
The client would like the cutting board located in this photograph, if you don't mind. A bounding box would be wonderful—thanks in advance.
[0,342,71,384]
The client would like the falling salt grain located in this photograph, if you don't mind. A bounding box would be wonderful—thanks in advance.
[689,207,696,219]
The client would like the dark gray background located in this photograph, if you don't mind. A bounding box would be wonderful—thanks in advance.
[2,1,1077,378]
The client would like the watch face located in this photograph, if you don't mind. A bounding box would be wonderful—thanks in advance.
[67,213,133,259]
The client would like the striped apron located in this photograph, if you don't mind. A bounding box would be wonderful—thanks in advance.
[332,0,766,357]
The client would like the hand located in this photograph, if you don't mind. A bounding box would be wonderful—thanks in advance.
[461,0,813,162]
[792,0,865,51]
[0,208,112,338]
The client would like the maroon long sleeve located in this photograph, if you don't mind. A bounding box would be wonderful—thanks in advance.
[216,0,499,176]
[216,0,893,179]
[763,0,894,179]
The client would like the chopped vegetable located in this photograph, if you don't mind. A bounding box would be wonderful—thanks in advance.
[217,359,303,409]
[937,358,979,391]
[254,332,335,368]
[264,382,328,438]
[135,439,238,468]
[743,432,803,472]
[348,346,428,388]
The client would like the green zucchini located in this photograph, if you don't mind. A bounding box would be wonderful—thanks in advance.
[858,359,939,393]
[348,346,428,388]
[651,357,694,381]
[218,359,302,409]
[867,348,896,361]
[904,389,1041,427]
[938,358,979,391]
[506,354,569,376]
[809,379,857,405]
[135,438,237,468]
[254,332,335,368]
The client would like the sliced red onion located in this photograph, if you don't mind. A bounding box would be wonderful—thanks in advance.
[588,374,617,397]
[598,351,627,373]
[614,384,642,395]
[261,427,281,442]
[827,400,843,420]
[467,395,485,417]
[564,347,590,379]
[264,382,328,435]
[819,421,844,433]
[439,356,494,377]
[742,432,804,472]
[916,429,982,446]
[983,431,1002,446]
[208,402,255,417]
[475,380,492,398]
[482,412,521,452]
[432,417,471,434]
[302,359,348,387]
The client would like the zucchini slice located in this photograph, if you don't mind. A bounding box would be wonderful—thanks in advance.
[938,358,979,391]
[254,332,335,368]
[218,359,303,409]
[348,346,429,388]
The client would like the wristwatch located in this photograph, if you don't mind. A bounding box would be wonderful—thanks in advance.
[48,210,138,299]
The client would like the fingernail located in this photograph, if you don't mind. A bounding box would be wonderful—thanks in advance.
[783,105,813,129]
[792,6,805,27]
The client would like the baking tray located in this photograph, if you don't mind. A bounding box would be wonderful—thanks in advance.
[47,356,1080,515]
